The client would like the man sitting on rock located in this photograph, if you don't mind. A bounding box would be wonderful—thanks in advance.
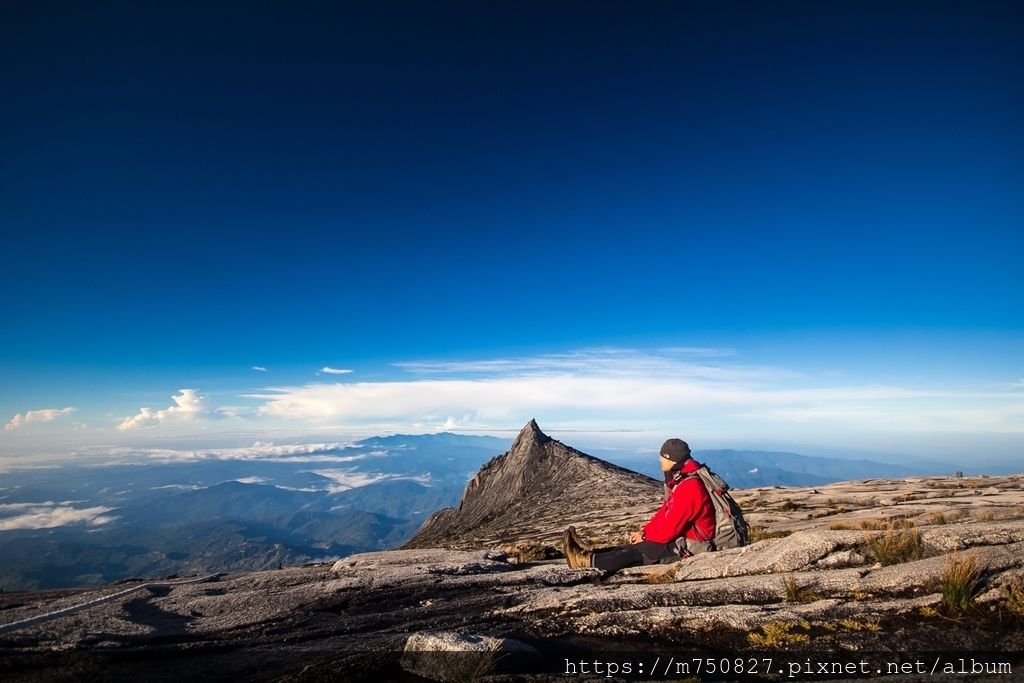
[563,438,716,573]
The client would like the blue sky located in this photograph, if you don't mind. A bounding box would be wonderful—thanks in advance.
[2,2,1022,464]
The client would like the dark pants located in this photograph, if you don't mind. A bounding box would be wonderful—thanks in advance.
[590,540,678,573]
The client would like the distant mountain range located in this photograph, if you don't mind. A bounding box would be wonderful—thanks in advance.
[0,428,974,590]
[0,433,505,590]
[594,448,956,487]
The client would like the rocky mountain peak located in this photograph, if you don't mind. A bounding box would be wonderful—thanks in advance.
[508,418,551,453]
[403,420,662,549]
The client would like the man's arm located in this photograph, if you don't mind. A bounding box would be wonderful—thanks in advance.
[643,481,700,543]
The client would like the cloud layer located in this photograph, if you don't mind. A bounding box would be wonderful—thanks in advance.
[0,502,116,530]
[246,348,1024,443]
[75,441,370,465]
[13,348,1020,460]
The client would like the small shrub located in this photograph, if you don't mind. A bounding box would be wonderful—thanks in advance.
[940,554,982,613]
[747,621,809,647]
[919,606,940,618]
[974,511,995,521]
[828,523,855,530]
[782,575,820,603]
[864,527,924,565]
[928,512,948,525]
[778,499,803,512]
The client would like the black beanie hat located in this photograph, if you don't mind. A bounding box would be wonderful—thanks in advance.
[660,438,691,462]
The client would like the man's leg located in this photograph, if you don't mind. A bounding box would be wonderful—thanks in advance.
[591,541,676,573]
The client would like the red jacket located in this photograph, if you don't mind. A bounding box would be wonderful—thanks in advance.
[643,458,716,544]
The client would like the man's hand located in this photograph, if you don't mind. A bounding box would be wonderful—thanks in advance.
[629,530,644,544]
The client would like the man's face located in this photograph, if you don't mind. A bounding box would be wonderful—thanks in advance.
[659,455,676,473]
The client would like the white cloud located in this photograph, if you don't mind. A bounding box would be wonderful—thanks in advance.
[319,366,353,375]
[0,502,116,530]
[90,441,367,464]
[4,407,77,432]
[252,366,268,372]
[118,389,211,431]
[308,469,432,493]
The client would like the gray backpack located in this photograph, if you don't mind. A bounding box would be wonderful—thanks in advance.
[684,465,750,551]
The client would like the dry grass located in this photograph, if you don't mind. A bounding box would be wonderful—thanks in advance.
[859,518,891,530]
[973,510,996,521]
[828,523,855,530]
[782,575,820,603]
[778,499,804,512]
[749,526,793,542]
[644,567,678,584]
[839,618,881,632]
[940,554,983,613]
[747,621,809,647]
[864,526,924,565]
[928,512,948,525]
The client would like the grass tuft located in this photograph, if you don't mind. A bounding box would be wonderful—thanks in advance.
[839,618,882,632]
[940,554,983,613]
[749,526,793,542]
[864,525,923,565]
[747,621,809,647]
[859,518,890,530]
[644,567,678,584]
[782,575,820,603]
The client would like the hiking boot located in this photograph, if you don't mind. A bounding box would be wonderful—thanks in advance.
[562,526,592,569]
